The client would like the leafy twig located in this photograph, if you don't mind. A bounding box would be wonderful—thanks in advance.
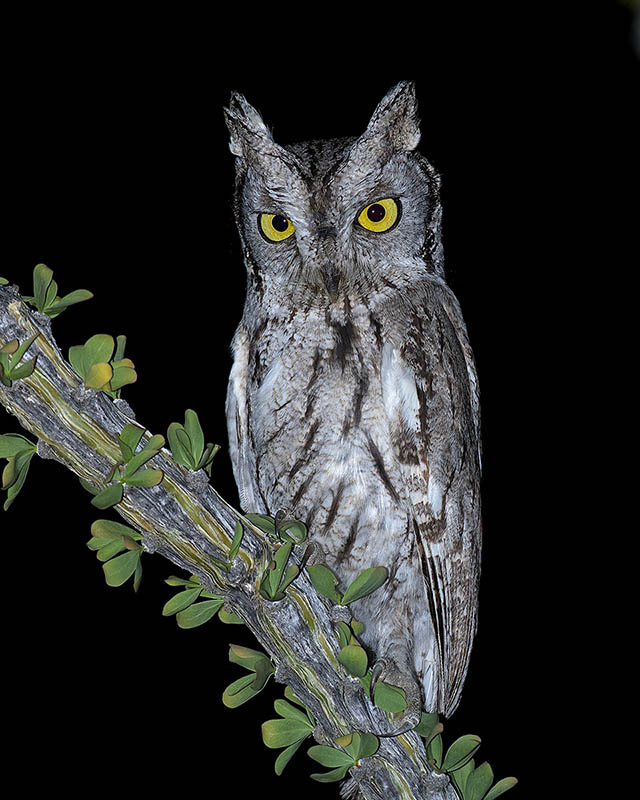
[22,263,92,318]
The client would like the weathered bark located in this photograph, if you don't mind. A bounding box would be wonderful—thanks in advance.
[0,284,457,800]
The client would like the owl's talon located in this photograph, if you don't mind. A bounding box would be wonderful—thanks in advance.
[370,657,423,737]
[369,658,387,697]
[300,541,320,570]
[273,508,292,538]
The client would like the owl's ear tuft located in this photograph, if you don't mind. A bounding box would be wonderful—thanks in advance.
[365,80,421,153]
[224,92,274,157]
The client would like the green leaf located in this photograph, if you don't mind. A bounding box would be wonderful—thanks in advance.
[44,278,58,311]
[338,644,368,677]
[91,518,141,540]
[120,423,145,453]
[225,646,274,703]
[176,599,223,628]
[374,681,407,713]
[428,733,443,769]
[109,363,137,391]
[244,512,276,537]
[124,467,163,487]
[340,566,388,605]
[307,745,353,769]
[224,673,255,698]
[0,433,35,458]
[2,459,17,491]
[250,656,273,693]
[262,540,293,599]
[0,339,18,354]
[349,731,379,761]
[143,433,165,453]
[165,575,199,587]
[198,442,220,473]
[2,455,33,510]
[46,288,93,315]
[310,765,350,783]
[484,777,518,799]
[442,734,482,773]
[133,558,143,592]
[451,758,475,796]
[335,621,351,649]
[95,538,127,562]
[307,563,341,604]
[174,427,195,465]
[7,333,39,371]
[2,456,16,485]
[415,712,440,739]
[103,550,141,587]
[68,344,86,377]
[167,422,191,468]
[466,762,494,800]
[279,563,299,594]
[229,520,244,561]
[274,740,305,775]
[85,362,112,389]
[278,518,307,544]
[122,444,160,478]
[9,358,38,381]
[222,674,256,708]
[79,477,99,495]
[86,537,106,551]
[33,263,54,310]
[273,699,314,727]
[217,608,244,624]
[0,277,8,285]
[90,483,124,509]
[184,409,204,465]
[114,335,127,362]
[118,424,145,462]
[162,587,202,616]
[262,718,314,749]
[284,685,305,707]
[84,334,115,366]
[222,644,272,705]
[228,644,270,670]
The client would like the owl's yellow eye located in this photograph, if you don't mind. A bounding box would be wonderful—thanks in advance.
[258,213,296,242]
[356,198,401,233]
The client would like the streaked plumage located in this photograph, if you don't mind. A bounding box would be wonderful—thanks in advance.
[224,82,481,719]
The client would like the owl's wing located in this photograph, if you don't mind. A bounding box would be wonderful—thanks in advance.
[226,324,266,514]
[385,285,482,717]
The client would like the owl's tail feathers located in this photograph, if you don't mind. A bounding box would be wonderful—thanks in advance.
[442,606,479,718]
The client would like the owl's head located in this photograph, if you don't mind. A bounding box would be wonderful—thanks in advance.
[224,82,444,306]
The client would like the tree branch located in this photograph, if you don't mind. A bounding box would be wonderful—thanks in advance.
[1,283,458,800]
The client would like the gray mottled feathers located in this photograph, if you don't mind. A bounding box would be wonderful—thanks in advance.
[224,81,481,718]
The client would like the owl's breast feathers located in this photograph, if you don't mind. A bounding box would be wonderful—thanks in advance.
[226,284,481,716]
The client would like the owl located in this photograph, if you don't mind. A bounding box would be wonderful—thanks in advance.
[224,81,481,726]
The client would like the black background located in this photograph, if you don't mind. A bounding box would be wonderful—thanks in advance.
[3,4,637,798]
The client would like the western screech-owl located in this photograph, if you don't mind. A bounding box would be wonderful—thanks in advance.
[224,81,481,723]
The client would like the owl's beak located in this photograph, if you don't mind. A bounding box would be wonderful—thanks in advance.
[322,262,341,301]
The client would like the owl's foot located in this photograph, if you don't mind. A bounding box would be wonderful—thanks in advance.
[370,657,423,737]
[273,507,292,536]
